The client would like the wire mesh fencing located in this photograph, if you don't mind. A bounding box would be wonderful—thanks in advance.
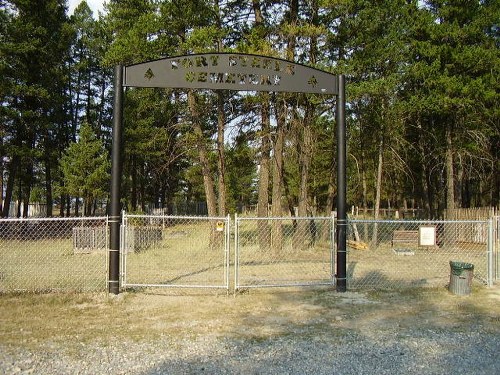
[121,214,230,290]
[235,216,334,289]
[345,219,493,289]
[0,217,108,293]
[494,216,500,282]
[0,214,496,294]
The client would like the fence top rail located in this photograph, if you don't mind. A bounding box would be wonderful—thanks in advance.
[349,219,489,224]
[0,216,108,223]
[124,214,229,221]
[236,216,334,221]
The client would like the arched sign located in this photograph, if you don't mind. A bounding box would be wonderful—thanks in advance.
[108,53,347,294]
[123,53,339,94]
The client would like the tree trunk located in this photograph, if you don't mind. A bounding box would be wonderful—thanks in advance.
[44,158,53,217]
[139,163,146,212]
[294,103,314,250]
[257,94,271,250]
[372,136,384,246]
[417,123,435,219]
[295,1,318,249]
[445,124,455,210]
[98,77,106,135]
[131,156,138,212]
[59,193,65,217]
[360,143,368,213]
[492,137,500,207]
[360,143,369,238]
[72,69,81,143]
[268,0,297,249]
[188,90,218,217]
[325,165,336,215]
[214,0,226,216]
[271,96,285,251]
[1,156,19,218]
[374,137,384,220]
[252,0,263,24]
[16,182,22,218]
[75,197,80,216]
[43,127,53,217]
[298,0,318,219]
[216,91,226,216]
[22,164,33,218]
[84,196,93,217]
[66,195,71,217]
[456,156,464,208]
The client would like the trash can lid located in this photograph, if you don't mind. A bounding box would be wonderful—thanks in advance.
[450,261,474,270]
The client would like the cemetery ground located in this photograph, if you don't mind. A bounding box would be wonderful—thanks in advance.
[0,284,499,374]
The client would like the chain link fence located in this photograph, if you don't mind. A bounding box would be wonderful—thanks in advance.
[345,219,494,289]
[0,217,108,293]
[494,216,499,282]
[121,214,230,290]
[0,214,496,294]
[235,216,334,289]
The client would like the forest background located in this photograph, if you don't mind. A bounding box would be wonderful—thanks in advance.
[0,0,498,219]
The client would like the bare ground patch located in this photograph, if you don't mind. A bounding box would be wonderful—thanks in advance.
[1,285,499,347]
[1,285,499,373]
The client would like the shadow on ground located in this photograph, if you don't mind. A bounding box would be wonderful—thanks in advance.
[138,284,500,375]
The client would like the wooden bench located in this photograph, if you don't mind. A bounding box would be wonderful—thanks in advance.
[391,230,419,247]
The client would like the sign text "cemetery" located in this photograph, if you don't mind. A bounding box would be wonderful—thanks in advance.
[123,53,338,94]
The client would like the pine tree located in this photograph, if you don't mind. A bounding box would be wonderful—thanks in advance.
[0,0,71,217]
[403,0,500,212]
[60,122,110,216]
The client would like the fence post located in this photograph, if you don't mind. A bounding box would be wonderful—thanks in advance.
[488,218,493,287]
[496,216,499,282]
[108,65,124,295]
[234,213,239,293]
[331,213,336,284]
[121,212,127,287]
[226,214,231,292]
[336,74,347,292]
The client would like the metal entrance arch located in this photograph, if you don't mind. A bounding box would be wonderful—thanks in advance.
[108,53,346,294]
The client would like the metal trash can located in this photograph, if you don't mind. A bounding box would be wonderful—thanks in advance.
[449,261,474,295]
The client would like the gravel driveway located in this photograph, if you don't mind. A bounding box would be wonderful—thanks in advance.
[1,286,499,374]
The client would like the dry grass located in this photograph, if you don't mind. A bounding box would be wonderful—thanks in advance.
[124,222,227,287]
[0,239,106,293]
[1,284,499,354]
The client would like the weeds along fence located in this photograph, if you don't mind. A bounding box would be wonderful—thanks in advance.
[0,217,108,293]
[121,214,230,290]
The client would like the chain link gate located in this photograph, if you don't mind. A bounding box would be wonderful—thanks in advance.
[234,216,336,290]
[121,214,230,291]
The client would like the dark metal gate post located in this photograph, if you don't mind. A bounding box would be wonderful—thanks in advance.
[336,75,347,292]
[108,65,124,294]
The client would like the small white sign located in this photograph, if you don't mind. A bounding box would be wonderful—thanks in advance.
[419,225,436,246]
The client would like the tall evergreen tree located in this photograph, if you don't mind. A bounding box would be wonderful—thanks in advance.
[60,122,110,216]
[1,0,71,217]
[403,0,499,213]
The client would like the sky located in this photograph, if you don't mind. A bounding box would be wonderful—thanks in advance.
[67,0,106,17]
